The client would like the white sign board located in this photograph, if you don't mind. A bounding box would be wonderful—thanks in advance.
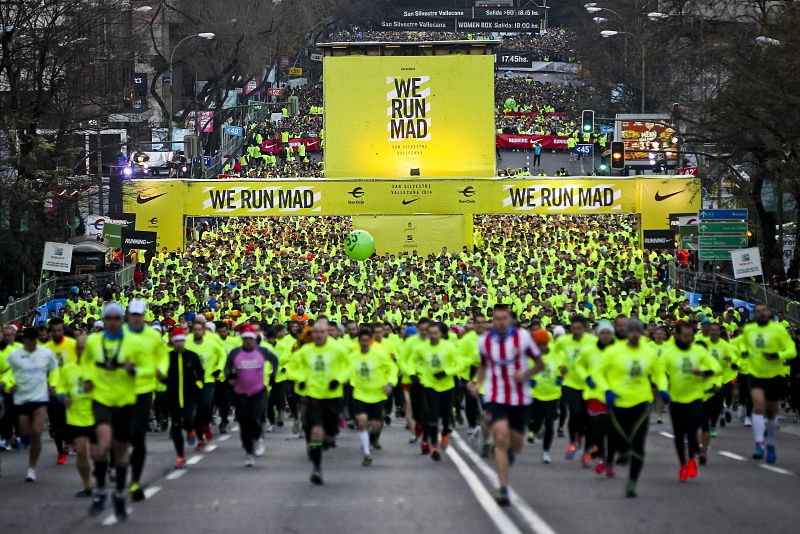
[42,242,74,273]
[85,214,106,237]
[731,247,763,279]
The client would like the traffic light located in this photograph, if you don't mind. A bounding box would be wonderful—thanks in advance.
[611,141,625,169]
[581,109,594,134]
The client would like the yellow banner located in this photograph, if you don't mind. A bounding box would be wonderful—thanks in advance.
[352,215,473,256]
[323,55,496,178]
[121,180,183,252]
[636,178,701,231]
[122,177,700,251]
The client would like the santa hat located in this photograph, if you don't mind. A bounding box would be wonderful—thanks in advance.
[240,323,258,339]
[171,327,187,342]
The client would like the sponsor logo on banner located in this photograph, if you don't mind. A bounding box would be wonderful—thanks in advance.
[137,192,167,204]
[458,186,477,204]
[502,183,623,212]
[643,230,676,250]
[347,186,365,205]
[655,190,684,202]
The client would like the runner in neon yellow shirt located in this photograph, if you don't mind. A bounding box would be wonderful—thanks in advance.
[348,328,398,466]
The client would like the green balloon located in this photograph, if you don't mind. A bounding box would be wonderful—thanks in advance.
[504,97,516,110]
[344,229,375,261]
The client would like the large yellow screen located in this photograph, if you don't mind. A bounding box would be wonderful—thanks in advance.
[323,55,496,178]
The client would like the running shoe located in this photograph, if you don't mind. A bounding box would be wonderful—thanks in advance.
[565,442,577,460]
[594,459,606,475]
[679,464,689,482]
[656,416,663,424]
[725,409,732,423]
[385,415,392,425]
[196,439,206,452]
[430,448,442,462]
[292,419,301,434]
[421,440,430,455]
[219,421,228,434]
[495,486,510,507]
[687,458,698,478]
[606,465,616,478]
[56,452,67,465]
[130,482,145,502]
[265,424,275,433]
[203,426,214,442]
[310,467,323,485]
[766,445,777,465]
[441,434,449,450]
[699,452,707,466]
[581,451,592,468]
[408,436,418,444]
[113,492,127,521]
[89,491,107,516]
[175,456,186,470]
[527,431,535,444]
[254,439,265,457]
[542,451,552,464]
[75,489,92,498]
[372,440,382,450]
[710,428,718,438]
[245,454,255,467]
[625,480,637,498]
[25,468,36,482]
[362,455,373,467]
[744,416,752,427]
[753,443,765,460]
[187,431,197,447]
[0,439,8,450]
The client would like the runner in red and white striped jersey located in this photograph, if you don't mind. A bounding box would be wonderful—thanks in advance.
[469,304,544,506]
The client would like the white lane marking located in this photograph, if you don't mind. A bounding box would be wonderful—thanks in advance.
[229,425,240,432]
[144,486,162,500]
[205,444,218,452]
[187,454,204,465]
[761,465,794,476]
[718,450,746,461]
[659,431,674,439]
[218,435,232,442]
[452,432,559,534]
[166,469,187,480]
[445,444,523,534]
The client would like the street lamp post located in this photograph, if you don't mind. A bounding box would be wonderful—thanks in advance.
[167,32,215,147]
[601,30,646,113]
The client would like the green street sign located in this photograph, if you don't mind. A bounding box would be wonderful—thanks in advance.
[680,238,698,250]
[679,225,698,238]
[698,250,732,261]
[698,222,748,234]
[698,235,748,248]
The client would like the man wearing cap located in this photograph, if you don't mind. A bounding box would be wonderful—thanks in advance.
[160,327,204,470]
[224,323,277,466]
[124,299,167,502]
[81,302,146,520]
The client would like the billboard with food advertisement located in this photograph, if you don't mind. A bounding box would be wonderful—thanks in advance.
[615,114,677,163]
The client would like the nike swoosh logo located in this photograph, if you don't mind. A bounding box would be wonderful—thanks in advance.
[654,190,684,202]
[402,198,420,205]
[137,192,167,204]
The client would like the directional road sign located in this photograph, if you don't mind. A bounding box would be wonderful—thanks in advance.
[698,235,748,248]
[699,222,748,234]
[698,250,732,261]
[698,209,748,220]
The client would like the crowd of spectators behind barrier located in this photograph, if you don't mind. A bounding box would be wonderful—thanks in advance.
[327,27,579,62]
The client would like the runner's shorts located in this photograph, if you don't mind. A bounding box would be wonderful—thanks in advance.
[485,402,530,433]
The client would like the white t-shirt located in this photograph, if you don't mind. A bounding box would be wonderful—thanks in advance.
[8,346,57,405]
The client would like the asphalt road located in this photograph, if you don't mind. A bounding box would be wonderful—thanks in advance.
[1,409,798,534]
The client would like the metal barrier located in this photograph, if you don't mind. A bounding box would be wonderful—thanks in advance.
[52,265,137,299]
[670,265,800,324]
[0,278,56,325]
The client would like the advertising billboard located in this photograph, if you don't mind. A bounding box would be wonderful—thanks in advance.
[323,55,496,178]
